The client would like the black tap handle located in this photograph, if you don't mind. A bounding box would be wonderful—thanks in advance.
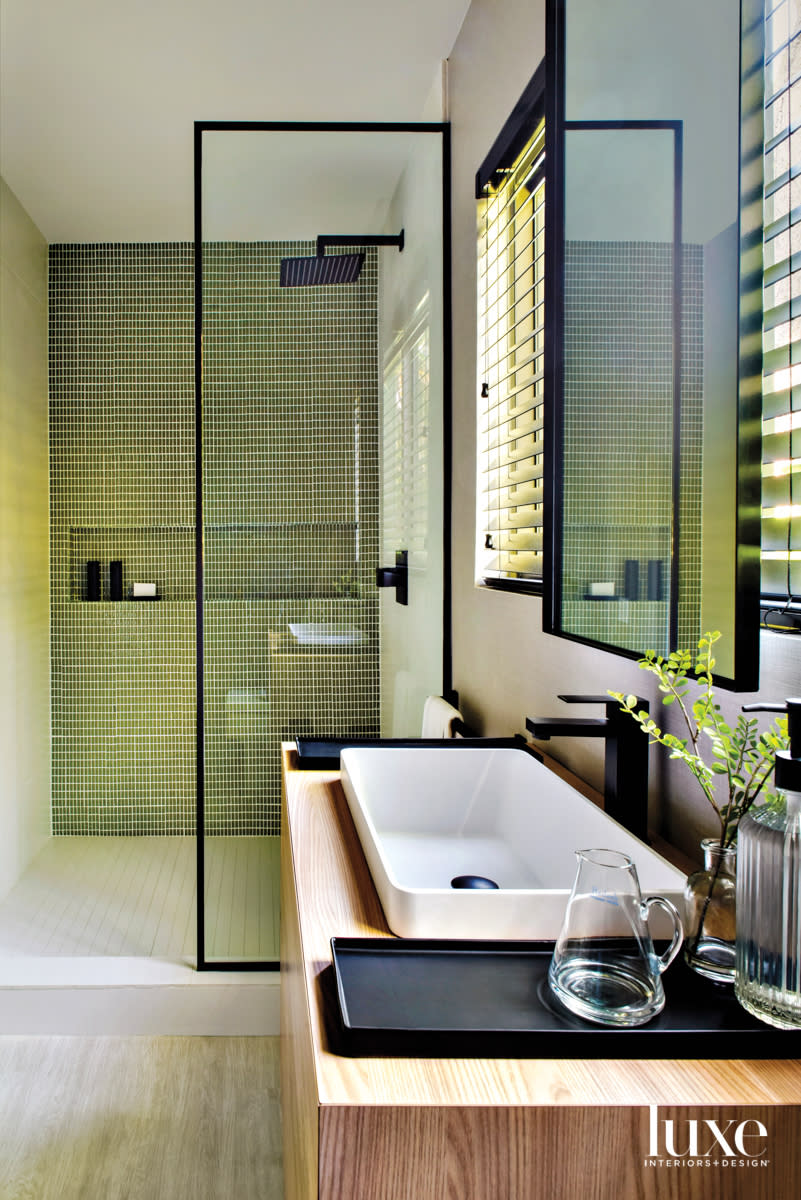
[525,716,609,739]
[559,693,650,711]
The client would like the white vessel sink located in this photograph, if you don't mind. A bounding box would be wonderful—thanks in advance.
[339,745,684,940]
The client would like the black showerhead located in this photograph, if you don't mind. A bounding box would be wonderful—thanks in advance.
[279,229,404,288]
[280,252,365,287]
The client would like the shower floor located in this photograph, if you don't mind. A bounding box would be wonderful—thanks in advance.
[0,836,280,960]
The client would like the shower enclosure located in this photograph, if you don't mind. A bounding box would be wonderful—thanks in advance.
[196,123,450,967]
[0,124,448,970]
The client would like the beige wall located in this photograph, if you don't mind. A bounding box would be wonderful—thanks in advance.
[0,176,50,896]
[379,135,445,736]
[447,0,801,861]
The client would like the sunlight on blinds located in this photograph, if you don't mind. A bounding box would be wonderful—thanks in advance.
[382,298,430,564]
[477,119,546,585]
[761,0,801,603]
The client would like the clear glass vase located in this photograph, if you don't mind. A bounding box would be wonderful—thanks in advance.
[683,838,737,983]
[735,792,801,1030]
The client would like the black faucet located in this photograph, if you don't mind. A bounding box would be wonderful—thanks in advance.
[526,694,650,842]
[742,698,801,790]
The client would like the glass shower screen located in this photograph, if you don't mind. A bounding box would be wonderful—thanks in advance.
[196,124,448,966]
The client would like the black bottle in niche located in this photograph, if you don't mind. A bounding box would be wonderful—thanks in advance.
[86,560,101,601]
[647,559,664,602]
[109,560,123,601]
[623,559,640,601]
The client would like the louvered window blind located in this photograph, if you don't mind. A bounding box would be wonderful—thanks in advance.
[477,117,546,587]
[761,0,801,613]
[383,299,430,563]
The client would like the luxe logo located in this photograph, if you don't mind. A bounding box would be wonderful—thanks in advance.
[645,1106,770,1168]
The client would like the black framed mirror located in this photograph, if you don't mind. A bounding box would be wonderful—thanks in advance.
[543,0,762,687]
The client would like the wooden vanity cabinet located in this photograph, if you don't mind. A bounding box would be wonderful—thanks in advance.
[279,746,801,1200]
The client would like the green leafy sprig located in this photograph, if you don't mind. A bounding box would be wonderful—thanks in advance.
[609,631,789,847]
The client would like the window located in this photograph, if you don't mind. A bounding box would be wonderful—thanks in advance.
[761,0,801,623]
[383,296,431,565]
[476,67,546,591]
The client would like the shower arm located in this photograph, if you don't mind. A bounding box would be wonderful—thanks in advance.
[315,230,404,257]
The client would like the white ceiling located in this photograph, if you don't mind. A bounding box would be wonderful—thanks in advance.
[201,129,428,242]
[0,0,470,243]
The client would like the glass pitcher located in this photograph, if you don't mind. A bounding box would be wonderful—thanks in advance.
[549,848,683,1027]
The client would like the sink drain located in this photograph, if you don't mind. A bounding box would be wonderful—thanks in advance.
[450,875,499,890]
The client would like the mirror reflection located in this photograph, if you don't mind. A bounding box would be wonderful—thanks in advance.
[546,0,754,682]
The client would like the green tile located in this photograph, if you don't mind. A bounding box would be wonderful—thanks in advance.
[50,242,380,836]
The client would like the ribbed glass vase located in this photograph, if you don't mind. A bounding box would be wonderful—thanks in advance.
[735,793,801,1030]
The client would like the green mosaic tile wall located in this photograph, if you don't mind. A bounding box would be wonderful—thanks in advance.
[561,241,703,654]
[201,242,380,835]
[49,242,380,836]
[49,244,196,835]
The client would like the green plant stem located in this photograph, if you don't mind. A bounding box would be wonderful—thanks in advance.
[610,633,789,849]
[687,851,727,961]
[657,671,722,818]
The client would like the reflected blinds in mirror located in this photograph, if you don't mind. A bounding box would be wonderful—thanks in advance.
[477,119,546,586]
[762,0,801,607]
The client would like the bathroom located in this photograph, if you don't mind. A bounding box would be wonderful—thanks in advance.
[2,0,801,1196]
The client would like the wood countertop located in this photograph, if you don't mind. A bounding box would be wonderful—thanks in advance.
[280,744,800,1109]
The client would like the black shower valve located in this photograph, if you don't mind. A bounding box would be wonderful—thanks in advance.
[376,549,408,605]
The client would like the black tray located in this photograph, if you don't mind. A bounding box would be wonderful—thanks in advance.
[329,937,801,1058]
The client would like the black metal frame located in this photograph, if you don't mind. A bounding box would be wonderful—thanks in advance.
[475,61,547,597]
[475,60,546,200]
[543,0,761,690]
[193,121,452,970]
